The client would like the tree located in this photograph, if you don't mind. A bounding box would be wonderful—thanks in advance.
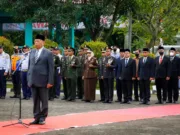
[133,0,180,48]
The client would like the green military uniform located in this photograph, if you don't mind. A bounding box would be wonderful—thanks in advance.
[65,55,79,101]
[49,54,61,100]
[60,55,68,99]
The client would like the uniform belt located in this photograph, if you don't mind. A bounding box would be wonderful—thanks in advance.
[21,69,28,72]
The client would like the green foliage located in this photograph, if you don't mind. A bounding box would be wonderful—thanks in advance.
[44,39,58,49]
[81,41,107,58]
[0,36,14,55]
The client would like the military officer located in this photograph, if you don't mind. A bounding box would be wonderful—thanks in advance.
[101,47,116,103]
[61,47,69,100]
[65,47,79,101]
[0,45,10,99]
[98,49,106,102]
[49,47,61,101]
[21,45,31,100]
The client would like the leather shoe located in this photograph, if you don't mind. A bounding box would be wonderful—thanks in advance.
[10,95,18,98]
[1,96,5,99]
[39,119,45,125]
[29,119,39,125]
[155,101,162,104]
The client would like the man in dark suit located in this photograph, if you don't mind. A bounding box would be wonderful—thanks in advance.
[98,49,106,102]
[155,46,171,104]
[28,34,54,125]
[65,47,79,101]
[115,49,125,103]
[120,49,136,104]
[167,47,180,103]
[138,48,155,105]
[101,47,116,103]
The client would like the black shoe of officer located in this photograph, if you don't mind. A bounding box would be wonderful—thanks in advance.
[10,95,17,98]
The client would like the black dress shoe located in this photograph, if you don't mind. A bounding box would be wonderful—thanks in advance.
[26,97,30,100]
[98,99,105,102]
[155,101,162,104]
[103,100,109,103]
[49,98,54,101]
[39,119,45,125]
[10,95,17,98]
[68,99,75,102]
[1,96,5,99]
[22,97,26,100]
[29,119,39,125]
[174,101,178,104]
[126,101,131,104]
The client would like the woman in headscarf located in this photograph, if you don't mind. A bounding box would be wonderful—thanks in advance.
[83,50,98,102]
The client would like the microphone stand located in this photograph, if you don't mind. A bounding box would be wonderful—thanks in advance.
[3,54,29,128]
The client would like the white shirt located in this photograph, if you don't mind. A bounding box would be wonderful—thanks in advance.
[159,55,164,63]
[36,47,44,60]
[57,54,62,74]
[21,53,29,71]
[0,52,10,73]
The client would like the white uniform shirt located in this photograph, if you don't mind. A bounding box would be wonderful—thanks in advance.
[21,53,30,71]
[57,54,62,74]
[0,52,10,73]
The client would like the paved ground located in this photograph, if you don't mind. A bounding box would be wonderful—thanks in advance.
[0,93,180,135]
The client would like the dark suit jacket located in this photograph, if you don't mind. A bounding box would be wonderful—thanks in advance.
[169,56,180,78]
[28,48,54,87]
[155,56,171,78]
[115,57,122,79]
[120,58,136,80]
[98,56,105,78]
[101,56,116,78]
[138,57,155,80]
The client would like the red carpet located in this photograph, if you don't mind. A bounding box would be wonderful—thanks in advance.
[0,105,180,135]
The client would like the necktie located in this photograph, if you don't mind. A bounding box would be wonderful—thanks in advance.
[35,50,39,63]
[159,56,162,64]
[143,58,146,63]
[125,59,128,66]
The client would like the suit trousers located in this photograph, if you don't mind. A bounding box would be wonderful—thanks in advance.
[116,79,122,101]
[99,79,105,100]
[140,80,150,103]
[77,76,84,99]
[12,71,21,96]
[155,78,168,102]
[55,75,61,97]
[122,80,133,102]
[103,78,114,101]
[0,70,6,97]
[168,78,179,102]
[32,87,48,120]
[49,75,57,99]
[133,79,142,100]
[62,77,68,99]
[67,78,76,100]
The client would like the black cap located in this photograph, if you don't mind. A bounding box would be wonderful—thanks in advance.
[120,49,125,52]
[142,48,149,52]
[68,47,75,53]
[22,45,29,49]
[170,47,176,51]
[35,34,45,41]
[125,49,130,52]
[105,47,112,50]
[158,46,164,50]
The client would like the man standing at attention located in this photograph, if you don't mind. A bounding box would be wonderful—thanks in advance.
[28,34,54,125]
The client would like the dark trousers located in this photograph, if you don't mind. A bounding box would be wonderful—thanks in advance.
[155,78,168,102]
[122,80,133,102]
[168,78,179,102]
[67,78,76,100]
[21,71,31,98]
[12,71,21,96]
[32,87,48,121]
[140,80,150,103]
[133,78,143,100]
[62,77,68,99]
[99,79,105,100]
[0,70,6,97]
[77,76,84,99]
[49,75,57,99]
[116,79,122,101]
[56,75,61,97]
[104,78,114,101]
